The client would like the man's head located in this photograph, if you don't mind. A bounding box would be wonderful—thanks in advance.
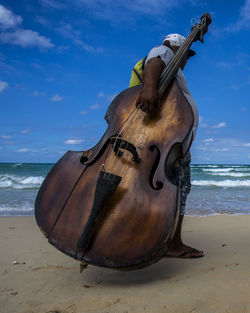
[163,33,195,58]
[163,33,195,70]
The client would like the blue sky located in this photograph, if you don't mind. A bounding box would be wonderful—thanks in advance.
[0,0,250,164]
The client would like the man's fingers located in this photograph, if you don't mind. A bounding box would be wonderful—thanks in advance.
[136,94,159,114]
[141,102,150,113]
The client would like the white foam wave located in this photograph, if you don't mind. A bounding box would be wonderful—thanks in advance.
[192,179,250,187]
[191,165,219,168]
[202,168,234,172]
[0,205,34,215]
[0,174,44,189]
[186,213,250,217]
[0,206,33,212]
[21,177,43,185]
[211,173,250,177]
[234,168,250,172]
[13,163,23,167]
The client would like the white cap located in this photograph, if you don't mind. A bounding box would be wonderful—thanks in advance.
[162,33,186,46]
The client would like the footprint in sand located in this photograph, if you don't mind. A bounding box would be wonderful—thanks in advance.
[201,266,215,273]
[225,262,239,267]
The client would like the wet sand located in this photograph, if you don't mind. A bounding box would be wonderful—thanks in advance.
[0,215,249,313]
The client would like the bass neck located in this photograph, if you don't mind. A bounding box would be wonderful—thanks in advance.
[158,25,201,99]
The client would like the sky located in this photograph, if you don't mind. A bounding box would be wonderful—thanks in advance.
[0,0,250,164]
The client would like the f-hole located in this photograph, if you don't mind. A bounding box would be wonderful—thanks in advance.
[149,145,164,190]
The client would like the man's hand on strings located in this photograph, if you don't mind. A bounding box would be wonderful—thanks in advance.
[136,85,159,115]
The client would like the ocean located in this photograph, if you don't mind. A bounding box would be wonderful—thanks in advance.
[0,163,250,216]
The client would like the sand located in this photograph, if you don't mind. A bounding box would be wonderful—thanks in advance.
[0,215,249,313]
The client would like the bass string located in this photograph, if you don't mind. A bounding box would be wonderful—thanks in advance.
[103,30,198,180]
[103,104,142,180]
[102,20,205,181]
[104,102,155,183]
[108,104,141,175]
[159,28,198,94]
[113,30,199,175]
[159,17,206,94]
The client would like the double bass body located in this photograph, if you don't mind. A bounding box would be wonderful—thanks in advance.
[35,81,194,270]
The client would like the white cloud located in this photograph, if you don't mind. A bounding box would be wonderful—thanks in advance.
[0,4,22,30]
[33,90,44,96]
[214,148,229,152]
[0,80,8,92]
[98,92,117,102]
[80,110,88,115]
[17,148,29,152]
[39,0,199,26]
[64,139,84,145]
[215,62,232,69]
[31,63,44,70]
[193,137,245,156]
[41,0,179,15]
[1,135,11,139]
[98,92,105,98]
[204,138,214,143]
[244,143,250,147]
[237,0,250,28]
[194,145,207,151]
[225,0,250,31]
[73,0,178,19]
[20,129,31,134]
[51,94,63,102]
[0,53,15,73]
[199,118,227,130]
[230,85,240,91]
[212,122,226,129]
[36,16,51,27]
[199,116,208,128]
[46,77,55,82]
[0,4,54,50]
[56,22,102,53]
[40,0,66,9]
[90,103,103,110]
[0,29,54,49]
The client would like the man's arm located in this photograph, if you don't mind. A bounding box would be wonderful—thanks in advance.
[136,57,165,115]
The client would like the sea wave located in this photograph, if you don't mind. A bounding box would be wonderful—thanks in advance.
[186,212,250,217]
[0,174,44,189]
[191,165,219,168]
[234,168,250,172]
[211,173,250,177]
[201,168,250,174]
[192,179,250,187]
[202,168,234,172]
[0,205,34,216]
[12,163,23,167]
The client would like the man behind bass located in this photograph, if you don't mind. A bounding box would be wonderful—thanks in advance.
[131,13,212,259]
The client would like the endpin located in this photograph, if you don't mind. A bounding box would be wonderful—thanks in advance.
[80,261,88,273]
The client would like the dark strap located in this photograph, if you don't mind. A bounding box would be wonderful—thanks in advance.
[132,68,143,83]
[141,56,147,70]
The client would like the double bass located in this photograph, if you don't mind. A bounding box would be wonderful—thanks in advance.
[35,15,211,270]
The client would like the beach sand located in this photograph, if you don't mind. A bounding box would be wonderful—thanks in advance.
[0,215,249,313]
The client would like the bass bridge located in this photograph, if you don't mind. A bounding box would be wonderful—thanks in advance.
[110,136,141,164]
